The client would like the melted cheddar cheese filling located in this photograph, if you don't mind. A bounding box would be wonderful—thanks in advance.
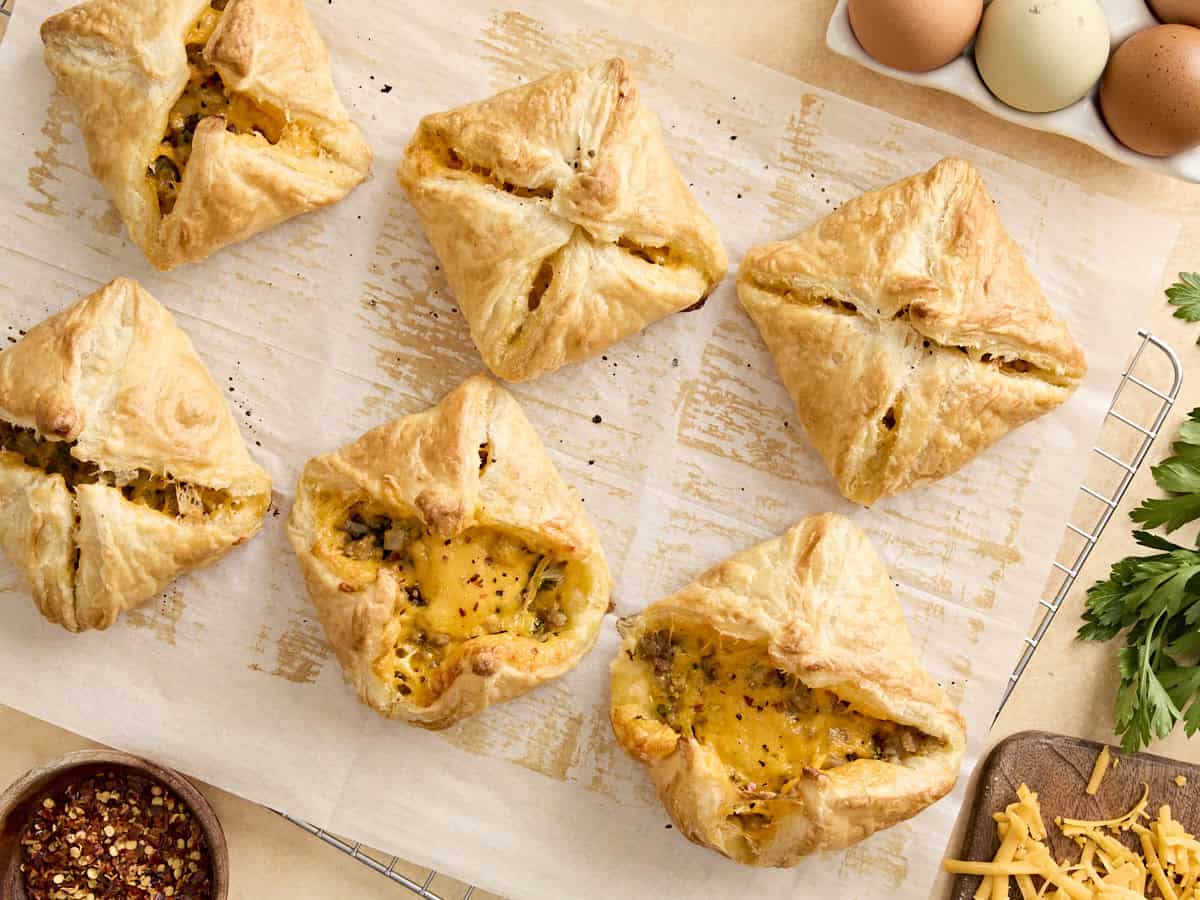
[316,499,585,706]
[149,0,321,216]
[0,421,240,520]
[633,625,934,794]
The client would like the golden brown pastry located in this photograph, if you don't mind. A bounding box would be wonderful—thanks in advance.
[287,375,612,728]
[611,514,966,866]
[397,58,728,382]
[41,0,372,271]
[0,278,272,632]
[738,158,1086,506]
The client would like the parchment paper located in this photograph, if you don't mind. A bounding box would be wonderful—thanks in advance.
[0,2,1180,898]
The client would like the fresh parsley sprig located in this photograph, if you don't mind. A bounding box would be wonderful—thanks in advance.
[1079,408,1200,752]
[1167,272,1200,326]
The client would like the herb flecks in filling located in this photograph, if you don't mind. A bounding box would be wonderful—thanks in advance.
[328,501,580,706]
[0,421,236,520]
[149,0,320,216]
[634,626,937,796]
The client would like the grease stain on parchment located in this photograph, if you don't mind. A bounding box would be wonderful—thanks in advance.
[676,317,826,486]
[357,186,478,422]
[248,614,331,685]
[675,458,793,534]
[944,647,973,707]
[27,91,73,218]
[123,588,188,646]
[281,216,335,272]
[519,711,585,781]
[874,445,1037,614]
[839,824,909,887]
[883,506,1022,569]
[443,688,584,782]
[91,205,124,238]
[438,685,652,807]
[764,95,832,237]
[949,618,986,708]
[478,10,673,91]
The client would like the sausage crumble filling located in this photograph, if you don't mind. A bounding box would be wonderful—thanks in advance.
[0,420,236,520]
[149,0,321,216]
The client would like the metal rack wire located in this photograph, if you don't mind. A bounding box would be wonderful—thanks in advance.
[282,331,1182,897]
[998,330,1183,712]
[277,813,475,900]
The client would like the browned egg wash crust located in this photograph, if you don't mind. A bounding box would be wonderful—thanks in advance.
[438,144,699,317]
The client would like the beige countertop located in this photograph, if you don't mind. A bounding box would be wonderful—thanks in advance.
[3,1,1199,898]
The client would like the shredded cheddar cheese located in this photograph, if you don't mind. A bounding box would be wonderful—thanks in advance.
[313,495,586,707]
[1088,746,1112,796]
[631,626,939,794]
[946,778,1200,900]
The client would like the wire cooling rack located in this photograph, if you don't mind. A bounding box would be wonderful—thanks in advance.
[276,330,1182,898]
[998,330,1184,712]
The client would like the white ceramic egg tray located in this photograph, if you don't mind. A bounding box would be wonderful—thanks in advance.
[826,0,1200,183]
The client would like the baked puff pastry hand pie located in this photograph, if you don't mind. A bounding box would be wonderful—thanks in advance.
[287,375,612,728]
[738,158,1087,506]
[0,278,271,632]
[610,514,966,866]
[397,58,728,382]
[41,0,372,271]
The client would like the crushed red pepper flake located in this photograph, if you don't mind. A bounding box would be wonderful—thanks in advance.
[19,769,214,900]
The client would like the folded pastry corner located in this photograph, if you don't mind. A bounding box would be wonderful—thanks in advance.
[397,57,728,382]
[0,278,272,631]
[287,374,612,728]
[610,513,966,866]
[738,157,1086,505]
[41,0,373,270]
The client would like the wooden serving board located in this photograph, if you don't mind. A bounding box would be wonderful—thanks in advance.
[950,730,1200,900]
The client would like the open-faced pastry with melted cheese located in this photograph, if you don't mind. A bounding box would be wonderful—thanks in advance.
[287,375,612,728]
[737,158,1086,506]
[41,0,372,270]
[0,278,272,632]
[610,513,966,866]
[397,58,728,382]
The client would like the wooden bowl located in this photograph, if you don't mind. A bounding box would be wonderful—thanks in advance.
[0,749,229,899]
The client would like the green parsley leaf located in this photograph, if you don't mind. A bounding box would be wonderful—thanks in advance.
[1130,416,1200,532]
[1079,407,1200,752]
[1166,629,1200,659]
[1184,690,1200,737]
[1133,530,1185,552]
[1130,495,1200,533]
[1167,272,1200,323]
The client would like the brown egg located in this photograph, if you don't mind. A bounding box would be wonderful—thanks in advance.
[1101,25,1200,157]
[1149,0,1200,29]
[849,0,983,73]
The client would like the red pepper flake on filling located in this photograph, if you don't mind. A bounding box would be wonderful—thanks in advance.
[19,769,214,900]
